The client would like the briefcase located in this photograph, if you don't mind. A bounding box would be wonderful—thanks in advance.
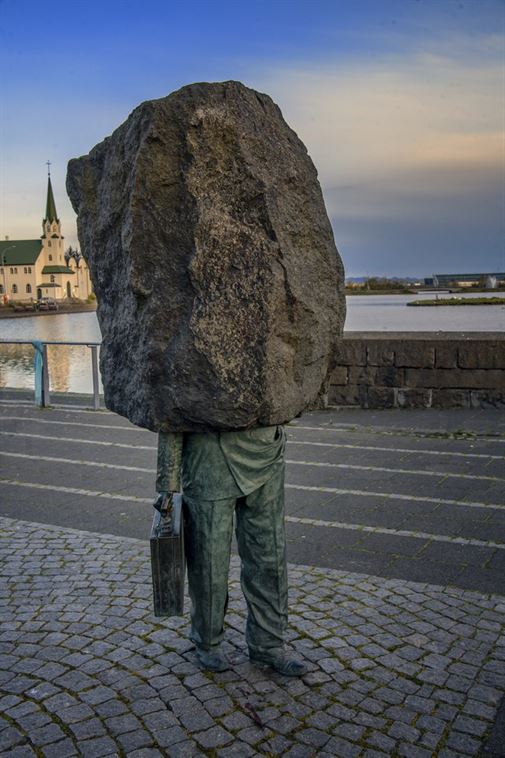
[150,493,185,617]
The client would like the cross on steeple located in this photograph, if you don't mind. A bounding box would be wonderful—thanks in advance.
[46,160,51,176]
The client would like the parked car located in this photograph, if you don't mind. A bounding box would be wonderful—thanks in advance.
[37,297,59,311]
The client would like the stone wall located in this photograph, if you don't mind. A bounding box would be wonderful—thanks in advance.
[330,332,505,408]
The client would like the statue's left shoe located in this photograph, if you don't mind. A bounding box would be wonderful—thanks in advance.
[195,646,229,672]
[249,649,307,677]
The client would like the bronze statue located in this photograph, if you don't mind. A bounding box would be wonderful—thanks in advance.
[153,428,305,675]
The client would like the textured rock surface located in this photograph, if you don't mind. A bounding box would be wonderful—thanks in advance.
[67,81,345,432]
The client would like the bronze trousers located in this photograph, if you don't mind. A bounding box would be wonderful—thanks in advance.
[183,465,288,655]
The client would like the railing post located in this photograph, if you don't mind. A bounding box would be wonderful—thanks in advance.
[32,341,50,407]
[90,345,100,410]
[42,344,50,407]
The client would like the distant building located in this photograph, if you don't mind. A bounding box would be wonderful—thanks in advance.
[0,174,92,303]
[430,273,505,288]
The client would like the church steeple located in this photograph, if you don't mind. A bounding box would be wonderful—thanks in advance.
[45,176,58,223]
[44,162,59,224]
[41,162,63,244]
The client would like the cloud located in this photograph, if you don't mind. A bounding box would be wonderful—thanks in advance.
[255,41,502,183]
[249,34,504,274]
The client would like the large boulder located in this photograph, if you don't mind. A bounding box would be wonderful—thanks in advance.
[67,81,345,432]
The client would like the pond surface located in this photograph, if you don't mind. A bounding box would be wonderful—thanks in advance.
[1,294,503,393]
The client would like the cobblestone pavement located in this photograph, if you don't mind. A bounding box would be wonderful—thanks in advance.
[1,517,504,757]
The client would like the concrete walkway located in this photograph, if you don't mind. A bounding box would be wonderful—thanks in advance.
[0,398,504,755]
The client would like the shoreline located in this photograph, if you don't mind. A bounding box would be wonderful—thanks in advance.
[0,304,97,319]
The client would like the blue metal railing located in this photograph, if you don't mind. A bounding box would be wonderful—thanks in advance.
[0,340,102,410]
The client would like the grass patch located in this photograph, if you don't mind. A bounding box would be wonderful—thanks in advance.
[407,297,505,306]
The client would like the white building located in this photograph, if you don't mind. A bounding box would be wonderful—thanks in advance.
[0,174,92,303]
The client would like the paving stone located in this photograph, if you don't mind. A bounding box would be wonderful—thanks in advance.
[68,718,107,740]
[306,711,335,730]
[16,712,53,731]
[5,747,37,758]
[283,745,318,758]
[446,730,482,754]
[41,738,79,758]
[105,713,143,735]
[462,698,496,720]
[221,711,255,731]
[266,715,301,735]
[416,714,447,733]
[296,727,331,749]
[205,696,235,718]
[150,725,188,748]
[397,743,433,758]
[78,736,119,758]
[388,721,420,742]
[418,731,444,750]
[366,729,397,752]
[258,735,292,754]
[0,726,27,750]
[236,725,273,746]
[95,699,129,718]
[323,736,361,757]
[60,704,96,724]
[194,726,234,749]
[117,729,153,751]
[30,723,67,746]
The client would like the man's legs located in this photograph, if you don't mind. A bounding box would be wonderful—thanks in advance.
[235,466,288,657]
[183,495,235,653]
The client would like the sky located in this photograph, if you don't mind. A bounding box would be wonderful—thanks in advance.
[0,0,503,278]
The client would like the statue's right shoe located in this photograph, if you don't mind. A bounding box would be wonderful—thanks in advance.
[249,649,307,677]
[195,646,229,672]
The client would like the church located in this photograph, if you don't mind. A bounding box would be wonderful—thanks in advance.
[0,173,92,303]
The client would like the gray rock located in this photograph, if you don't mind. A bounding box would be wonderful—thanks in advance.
[67,81,345,431]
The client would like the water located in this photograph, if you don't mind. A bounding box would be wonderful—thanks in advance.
[1,293,504,394]
[345,292,505,332]
[0,312,102,395]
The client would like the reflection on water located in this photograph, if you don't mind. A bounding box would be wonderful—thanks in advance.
[0,342,103,394]
[0,312,102,395]
[0,296,504,394]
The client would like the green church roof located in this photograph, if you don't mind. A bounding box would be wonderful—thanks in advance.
[44,176,59,223]
[42,266,75,274]
[0,239,42,265]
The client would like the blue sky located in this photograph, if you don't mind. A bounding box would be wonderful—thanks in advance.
[1,0,503,277]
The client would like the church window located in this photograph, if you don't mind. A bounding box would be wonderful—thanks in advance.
[26,284,32,293]
[10,268,14,274]
[14,267,17,273]
[24,267,27,274]
[48,240,52,247]
[12,284,18,294]
[49,254,53,261]
[28,267,31,273]
[50,275,55,283]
